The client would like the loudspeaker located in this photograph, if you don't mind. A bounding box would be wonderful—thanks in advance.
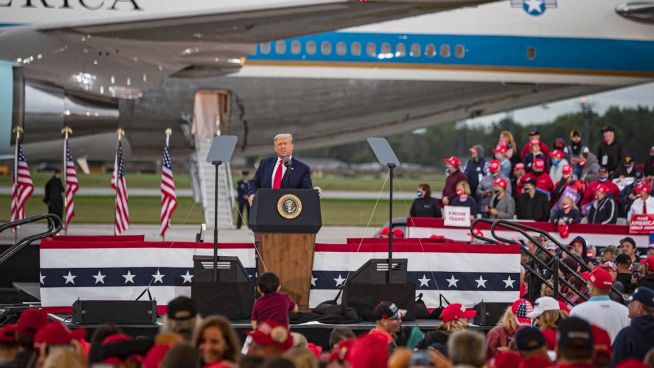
[191,255,255,320]
[192,281,256,320]
[72,300,157,325]
[342,258,416,321]
[472,301,510,326]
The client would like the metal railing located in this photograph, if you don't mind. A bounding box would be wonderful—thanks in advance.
[470,219,594,306]
[0,214,62,266]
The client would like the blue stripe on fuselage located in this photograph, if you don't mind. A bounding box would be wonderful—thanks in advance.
[248,32,654,73]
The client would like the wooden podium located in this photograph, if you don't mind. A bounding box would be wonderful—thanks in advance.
[249,189,322,311]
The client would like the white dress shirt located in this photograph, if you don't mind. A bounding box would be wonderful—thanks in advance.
[628,196,654,222]
[271,156,290,186]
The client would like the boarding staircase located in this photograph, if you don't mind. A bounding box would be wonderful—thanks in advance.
[470,219,617,307]
[190,139,235,229]
[0,214,62,322]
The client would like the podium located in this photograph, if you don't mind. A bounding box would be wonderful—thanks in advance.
[249,189,321,311]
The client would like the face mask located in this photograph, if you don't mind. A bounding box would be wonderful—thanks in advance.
[523,188,530,194]
[416,191,424,198]
[553,159,560,166]
[456,189,464,196]
[598,177,608,182]
[562,203,571,210]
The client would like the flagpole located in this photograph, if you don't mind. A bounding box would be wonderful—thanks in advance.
[114,128,124,236]
[12,126,22,245]
[61,127,72,235]
[162,128,172,241]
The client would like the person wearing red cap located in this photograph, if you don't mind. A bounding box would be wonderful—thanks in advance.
[549,149,570,184]
[486,299,533,358]
[522,139,550,172]
[551,164,581,206]
[519,158,554,196]
[570,267,629,342]
[588,183,618,224]
[246,321,293,359]
[492,143,512,178]
[580,166,620,207]
[477,160,511,213]
[0,325,18,364]
[485,177,515,220]
[628,182,654,222]
[432,303,477,344]
[512,162,526,200]
[442,156,467,207]
[4,308,49,368]
[521,127,551,162]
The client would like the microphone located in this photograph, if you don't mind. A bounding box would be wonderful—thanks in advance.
[283,156,291,168]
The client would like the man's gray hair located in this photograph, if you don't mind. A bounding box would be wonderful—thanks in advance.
[273,133,293,143]
[447,330,486,367]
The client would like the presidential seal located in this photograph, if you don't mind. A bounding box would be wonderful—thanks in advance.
[277,194,302,219]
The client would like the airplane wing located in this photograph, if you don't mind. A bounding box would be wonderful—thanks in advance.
[0,0,494,99]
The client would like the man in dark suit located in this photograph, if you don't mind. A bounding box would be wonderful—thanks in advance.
[248,134,321,206]
[43,169,64,219]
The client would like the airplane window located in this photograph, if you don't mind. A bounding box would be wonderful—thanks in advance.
[291,41,301,55]
[527,47,536,60]
[351,42,361,56]
[275,41,286,54]
[260,42,271,54]
[425,44,436,57]
[410,43,421,57]
[396,43,406,57]
[367,42,376,57]
[336,41,347,56]
[455,44,465,58]
[306,41,317,55]
[381,43,392,55]
[440,44,451,58]
[321,41,332,55]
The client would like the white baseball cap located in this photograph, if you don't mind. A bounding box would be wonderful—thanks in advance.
[526,296,560,319]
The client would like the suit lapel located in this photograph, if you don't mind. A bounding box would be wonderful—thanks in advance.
[265,157,277,188]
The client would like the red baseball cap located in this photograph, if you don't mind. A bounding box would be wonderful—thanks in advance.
[16,308,48,337]
[0,324,17,344]
[489,160,500,173]
[562,164,573,175]
[550,149,564,159]
[34,322,86,348]
[581,268,613,290]
[511,299,534,326]
[493,177,508,190]
[636,183,651,194]
[441,303,477,322]
[492,144,508,154]
[248,321,293,352]
[592,325,612,365]
[596,184,610,194]
[444,156,460,167]
[533,159,545,171]
[514,163,525,171]
[641,256,654,271]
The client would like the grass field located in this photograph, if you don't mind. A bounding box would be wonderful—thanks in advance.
[0,172,444,192]
[0,195,413,226]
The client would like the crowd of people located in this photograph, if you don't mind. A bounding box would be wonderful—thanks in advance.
[411,126,654,225]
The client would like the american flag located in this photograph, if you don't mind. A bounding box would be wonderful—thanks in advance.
[10,142,34,223]
[111,140,129,235]
[160,140,177,237]
[64,140,79,228]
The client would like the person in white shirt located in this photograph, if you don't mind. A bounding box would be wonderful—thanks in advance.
[628,182,654,222]
[569,267,630,342]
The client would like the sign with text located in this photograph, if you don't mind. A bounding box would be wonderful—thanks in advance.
[444,206,471,228]
[629,214,654,234]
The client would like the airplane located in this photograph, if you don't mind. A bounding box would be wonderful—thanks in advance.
[1,0,653,164]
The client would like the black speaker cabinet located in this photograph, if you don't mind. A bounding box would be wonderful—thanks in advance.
[72,300,157,325]
[473,302,510,326]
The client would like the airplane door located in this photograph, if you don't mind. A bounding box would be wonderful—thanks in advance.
[192,90,230,143]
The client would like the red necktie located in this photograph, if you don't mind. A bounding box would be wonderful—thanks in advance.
[272,159,283,189]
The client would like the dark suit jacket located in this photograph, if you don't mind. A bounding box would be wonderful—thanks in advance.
[248,156,313,195]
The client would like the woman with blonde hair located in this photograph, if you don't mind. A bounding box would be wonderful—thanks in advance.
[486,298,533,358]
[451,181,477,219]
[499,131,519,162]
[526,296,568,350]
[193,316,241,367]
